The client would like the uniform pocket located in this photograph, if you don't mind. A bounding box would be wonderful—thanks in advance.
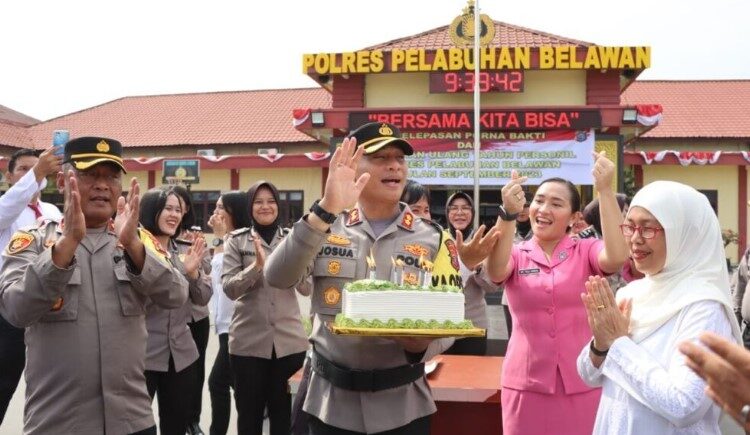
[40,268,81,322]
[114,265,146,316]
[312,258,358,314]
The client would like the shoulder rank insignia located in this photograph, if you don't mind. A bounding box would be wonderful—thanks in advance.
[50,297,64,312]
[346,208,361,226]
[6,232,34,255]
[400,212,414,231]
[229,227,252,238]
[138,228,170,264]
[326,234,351,246]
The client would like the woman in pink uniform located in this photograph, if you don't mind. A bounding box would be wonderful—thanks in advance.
[462,151,628,434]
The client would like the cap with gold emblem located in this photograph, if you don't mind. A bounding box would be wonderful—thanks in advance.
[63,136,127,173]
[346,122,414,156]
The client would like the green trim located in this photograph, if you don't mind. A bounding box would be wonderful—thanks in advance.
[335,314,473,330]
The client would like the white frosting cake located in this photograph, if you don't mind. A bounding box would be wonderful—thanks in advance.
[341,289,465,323]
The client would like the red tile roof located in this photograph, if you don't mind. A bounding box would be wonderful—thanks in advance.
[366,21,592,51]
[623,80,750,138]
[0,122,32,148]
[26,88,331,148]
[0,104,40,127]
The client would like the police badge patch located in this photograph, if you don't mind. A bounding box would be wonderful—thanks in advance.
[6,232,34,255]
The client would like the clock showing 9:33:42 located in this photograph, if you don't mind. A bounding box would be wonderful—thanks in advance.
[429,71,524,93]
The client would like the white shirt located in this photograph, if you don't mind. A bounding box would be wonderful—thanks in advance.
[577,300,734,435]
[0,170,61,268]
[209,252,233,335]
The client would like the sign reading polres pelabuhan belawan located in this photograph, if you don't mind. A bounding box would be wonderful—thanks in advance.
[405,130,595,186]
[162,159,200,184]
[303,46,650,75]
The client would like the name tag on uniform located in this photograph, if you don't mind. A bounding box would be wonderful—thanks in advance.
[518,268,540,276]
[239,250,255,256]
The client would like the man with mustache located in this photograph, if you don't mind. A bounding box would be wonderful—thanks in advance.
[0,136,188,435]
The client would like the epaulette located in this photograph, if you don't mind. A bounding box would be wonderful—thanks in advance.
[422,218,446,234]
[280,227,291,236]
[174,238,192,245]
[229,227,252,238]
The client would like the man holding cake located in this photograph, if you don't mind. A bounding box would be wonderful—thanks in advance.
[265,122,462,434]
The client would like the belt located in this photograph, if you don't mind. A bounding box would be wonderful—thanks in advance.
[311,349,425,392]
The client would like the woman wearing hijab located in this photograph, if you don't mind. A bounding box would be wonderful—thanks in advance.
[577,180,742,434]
[222,181,309,435]
[444,191,502,355]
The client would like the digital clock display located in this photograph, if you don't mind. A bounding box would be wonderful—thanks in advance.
[429,71,524,93]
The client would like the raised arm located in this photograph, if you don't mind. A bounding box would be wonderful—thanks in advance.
[592,151,628,274]
[485,170,527,283]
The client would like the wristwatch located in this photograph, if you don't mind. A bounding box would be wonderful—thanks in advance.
[498,205,519,222]
[212,238,224,247]
[310,201,337,224]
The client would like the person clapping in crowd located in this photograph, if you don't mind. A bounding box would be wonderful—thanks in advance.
[460,151,628,434]
[222,181,309,435]
[206,191,251,435]
[139,187,213,435]
[0,137,189,435]
[578,181,742,434]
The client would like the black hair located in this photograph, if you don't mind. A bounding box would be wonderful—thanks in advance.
[582,193,628,235]
[401,179,431,205]
[8,149,41,174]
[167,184,195,231]
[537,177,581,213]
[221,190,252,230]
[139,187,183,237]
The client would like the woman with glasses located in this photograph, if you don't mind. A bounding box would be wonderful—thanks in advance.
[460,152,629,434]
[444,191,502,356]
[577,180,741,434]
[139,186,213,435]
[222,181,308,435]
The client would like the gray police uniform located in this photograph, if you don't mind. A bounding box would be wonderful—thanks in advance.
[265,205,460,433]
[0,221,189,435]
[145,239,213,372]
[222,227,309,359]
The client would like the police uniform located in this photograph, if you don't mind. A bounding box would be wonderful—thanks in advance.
[222,225,309,433]
[264,122,462,434]
[0,136,189,435]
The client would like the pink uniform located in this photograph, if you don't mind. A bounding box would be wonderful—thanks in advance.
[501,236,604,435]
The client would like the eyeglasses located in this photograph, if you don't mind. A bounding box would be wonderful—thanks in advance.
[447,205,472,213]
[74,169,122,185]
[620,224,663,239]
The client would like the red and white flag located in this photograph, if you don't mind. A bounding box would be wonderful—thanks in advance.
[636,105,663,126]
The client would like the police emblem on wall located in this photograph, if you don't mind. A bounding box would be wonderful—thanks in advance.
[449,0,495,47]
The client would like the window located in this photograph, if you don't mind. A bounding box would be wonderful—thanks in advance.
[698,190,718,215]
[190,190,221,232]
[278,190,304,227]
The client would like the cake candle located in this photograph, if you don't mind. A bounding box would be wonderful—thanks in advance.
[395,259,405,286]
[417,255,425,287]
[421,258,434,288]
[366,250,376,280]
[390,257,397,284]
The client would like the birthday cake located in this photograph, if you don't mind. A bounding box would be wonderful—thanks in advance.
[335,279,473,330]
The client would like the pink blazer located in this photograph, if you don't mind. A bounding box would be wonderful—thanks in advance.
[502,236,605,395]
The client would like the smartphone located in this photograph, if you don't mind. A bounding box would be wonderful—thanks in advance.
[52,130,69,156]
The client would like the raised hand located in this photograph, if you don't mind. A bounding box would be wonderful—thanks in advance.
[115,177,141,249]
[318,137,370,216]
[250,232,266,272]
[62,170,86,243]
[580,276,631,351]
[456,224,500,270]
[183,236,206,279]
[680,332,750,430]
[501,170,528,215]
[592,150,615,193]
[208,213,227,238]
[33,147,63,181]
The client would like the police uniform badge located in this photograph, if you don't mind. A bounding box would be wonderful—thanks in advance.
[403,243,429,258]
[326,234,351,246]
[327,260,341,276]
[6,232,34,255]
[444,239,460,272]
[400,212,414,230]
[323,287,341,306]
[346,208,361,226]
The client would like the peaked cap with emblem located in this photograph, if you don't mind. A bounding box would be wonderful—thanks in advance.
[63,136,127,173]
[346,122,414,156]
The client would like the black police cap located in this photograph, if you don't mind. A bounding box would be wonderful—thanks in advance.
[63,136,127,173]
[346,122,414,156]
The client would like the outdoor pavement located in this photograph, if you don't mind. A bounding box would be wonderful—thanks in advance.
[1,295,743,434]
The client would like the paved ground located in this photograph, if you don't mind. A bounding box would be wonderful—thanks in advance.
[1,295,743,434]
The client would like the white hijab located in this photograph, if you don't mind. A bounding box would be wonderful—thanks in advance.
[616,181,742,344]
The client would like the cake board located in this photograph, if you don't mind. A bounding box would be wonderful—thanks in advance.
[328,323,486,338]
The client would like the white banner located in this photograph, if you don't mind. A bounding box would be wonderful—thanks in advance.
[405,129,595,186]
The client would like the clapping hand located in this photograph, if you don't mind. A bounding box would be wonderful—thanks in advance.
[456,224,500,270]
[208,213,227,239]
[250,231,266,272]
[680,332,750,430]
[580,276,631,351]
[317,137,370,217]
[62,170,86,243]
[115,178,141,250]
[183,236,206,279]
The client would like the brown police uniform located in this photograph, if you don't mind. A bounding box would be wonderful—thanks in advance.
[265,205,461,433]
[145,239,212,372]
[0,221,189,435]
[222,226,309,359]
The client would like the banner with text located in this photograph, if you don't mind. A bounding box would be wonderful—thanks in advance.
[406,130,595,186]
